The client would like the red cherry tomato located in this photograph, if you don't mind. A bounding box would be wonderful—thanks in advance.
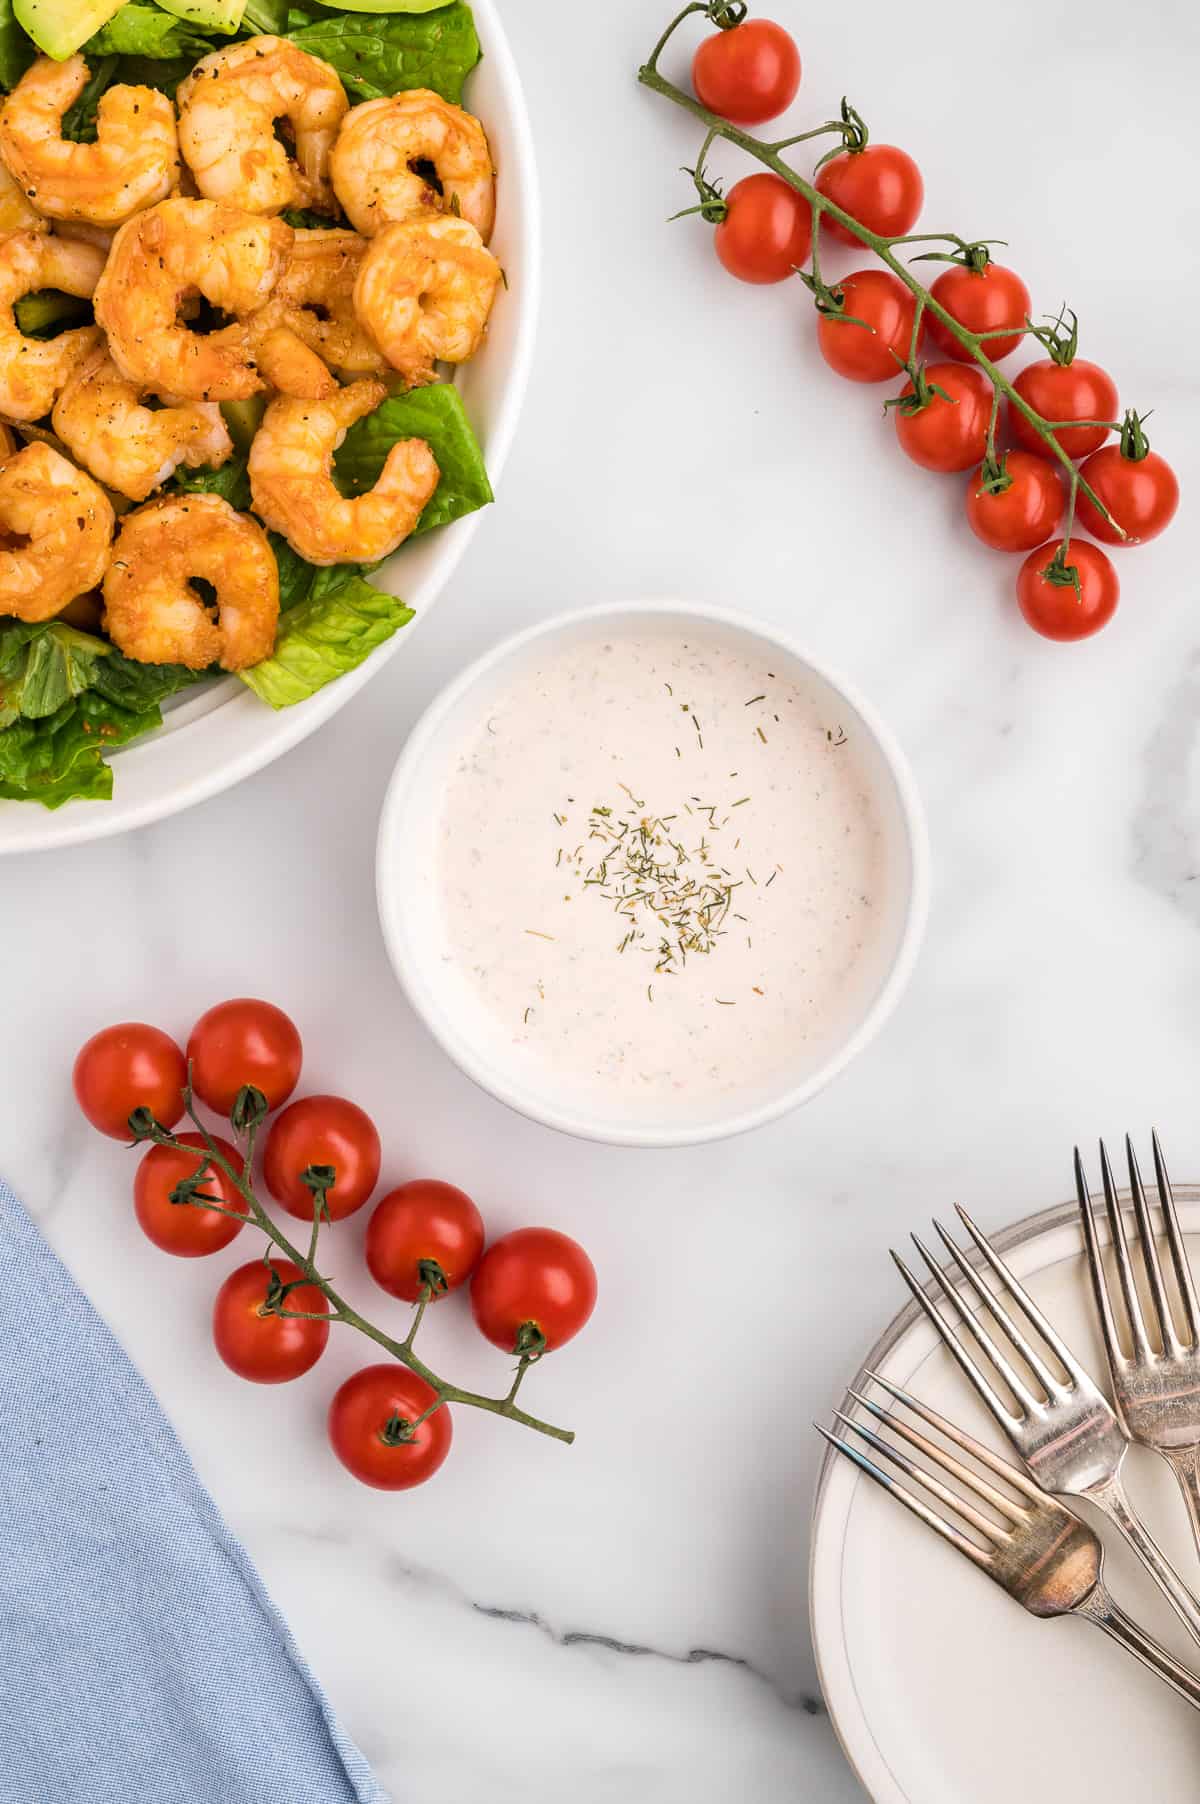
[816,144,923,245]
[212,1258,330,1384]
[262,1095,381,1221]
[713,173,811,284]
[927,260,1031,363]
[1075,427,1180,546]
[366,1180,486,1302]
[893,363,993,473]
[134,1133,246,1257]
[1016,539,1119,642]
[328,1365,452,1490]
[816,269,919,384]
[692,18,801,126]
[470,1227,597,1356]
[187,999,302,1116]
[73,1023,187,1140]
[1010,359,1118,460]
[965,451,1064,552]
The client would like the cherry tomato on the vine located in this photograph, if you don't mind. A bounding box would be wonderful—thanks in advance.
[928,260,1031,363]
[187,999,302,1117]
[134,1133,246,1257]
[816,269,919,383]
[714,173,811,283]
[212,1258,330,1383]
[893,363,993,473]
[1016,539,1119,642]
[263,1094,381,1221]
[965,451,1064,552]
[328,1365,452,1491]
[470,1227,597,1357]
[1010,359,1118,460]
[1075,420,1180,546]
[816,143,923,245]
[692,17,801,126]
[366,1180,486,1302]
[74,1023,186,1140]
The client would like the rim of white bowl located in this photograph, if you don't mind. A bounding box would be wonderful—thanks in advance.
[0,0,539,857]
[376,600,932,1148]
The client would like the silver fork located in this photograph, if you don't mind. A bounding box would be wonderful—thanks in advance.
[818,1374,1200,1711]
[1076,1133,1200,1555]
[893,1203,1200,1649]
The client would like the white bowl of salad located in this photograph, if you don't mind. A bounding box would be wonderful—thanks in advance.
[0,0,538,852]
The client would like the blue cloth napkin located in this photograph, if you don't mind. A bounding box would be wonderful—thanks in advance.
[0,1177,389,1804]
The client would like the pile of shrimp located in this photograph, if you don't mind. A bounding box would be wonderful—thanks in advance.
[0,38,501,673]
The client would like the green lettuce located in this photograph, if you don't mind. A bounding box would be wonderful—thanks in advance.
[0,0,34,90]
[172,455,253,512]
[0,620,202,807]
[86,5,218,57]
[334,383,492,533]
[286,4,479,103]
[240,566,412,707]
[242,0,288,28]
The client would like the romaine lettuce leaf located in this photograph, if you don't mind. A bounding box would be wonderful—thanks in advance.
[0,0,33,88]
[334,382,492,534]
[172,454,252,512]
[240,567,413,708]
[0,691,161,808]
[286,4,480,103]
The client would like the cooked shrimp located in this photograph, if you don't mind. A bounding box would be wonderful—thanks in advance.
[103,494,279,671]
[354,215,500,380]
[249,228,385,395]
[248,378,439,565]
[53,345,233,503]
[0,441,114,622]
[178,37,347,216]
[0,125,45,234]
[0,55,177,227]
[0,230,103,420]
[94,199,292,401]
[330,91,495,241]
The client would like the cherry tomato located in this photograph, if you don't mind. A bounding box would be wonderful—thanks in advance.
[366,1180,486,1302]
[134,1133,246,1258]
[212,1258,330,1383]
[1016,539,1119,642]
[965,451,1064,552]
[714,173,811,284]
[1075,428,1180,546]
[470,1227,597,1356]
[73,1022,187,1140]
[328,1365,452,1490]
[187,998,302,1116]
[816,269,919,384]
[893,363,993,473]
[815,144,923,246]
[1010,359,1118,460]
[262,1094,381,1221]
[927,260,1031,363]
[692,18,800,126]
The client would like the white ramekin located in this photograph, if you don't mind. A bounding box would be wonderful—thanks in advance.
[376,601,930,1147]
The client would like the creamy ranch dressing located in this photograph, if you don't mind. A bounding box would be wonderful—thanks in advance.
[436,630,888,1103]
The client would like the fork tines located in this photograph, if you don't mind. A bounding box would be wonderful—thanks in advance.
[1076,1132,1200,1363]
[817,1374,1040,1570]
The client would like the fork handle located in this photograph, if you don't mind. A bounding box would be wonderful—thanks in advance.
[1080,1583,1200,1712]
[1160,1445,1200,1564]
[1089,1471,1200,1649]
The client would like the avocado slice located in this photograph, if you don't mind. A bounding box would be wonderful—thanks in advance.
[13,0,125,59]
[155,0,246,27]
[220,396,266,457]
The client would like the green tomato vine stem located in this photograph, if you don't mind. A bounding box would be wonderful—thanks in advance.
[134,1095,575,1447]
[637,6,1128,554]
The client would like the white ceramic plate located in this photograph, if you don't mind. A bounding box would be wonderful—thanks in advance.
[0,1,539,856]
[810,1191,1200,1801]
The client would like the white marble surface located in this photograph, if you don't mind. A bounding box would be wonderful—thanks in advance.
[2,1,1199,1797]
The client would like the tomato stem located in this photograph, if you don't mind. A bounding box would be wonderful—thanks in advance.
[636,15,1127,537]
[131,1100,576,1447]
